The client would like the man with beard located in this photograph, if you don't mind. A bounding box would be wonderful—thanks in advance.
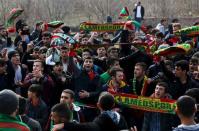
[35,32,51,48]
[131,62,152,96]
[60,46,70,74]
[0,25,12,51]
[102,67,129,93]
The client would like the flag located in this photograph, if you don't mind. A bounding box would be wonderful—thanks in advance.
[119,7,129,17]
[6,8,24,26]
[47,21,64,28]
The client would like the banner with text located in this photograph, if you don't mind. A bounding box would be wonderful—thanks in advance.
[110,91,176,114]
[80,22,124,32]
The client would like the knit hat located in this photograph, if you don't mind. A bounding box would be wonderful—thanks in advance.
[0,89,19,115]
[8,50,19,59]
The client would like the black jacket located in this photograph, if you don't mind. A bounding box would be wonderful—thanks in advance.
[6,61,27,94]
[160,61,199,99]
[93,112,128,131]
[71,69,101,104]
[68,56,101,104]
[133,5,145,19]
[63,111,128,131]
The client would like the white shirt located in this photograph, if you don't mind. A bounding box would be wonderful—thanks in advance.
[63,62,68,73]
[156,23,165,35]
[136,6,142,18]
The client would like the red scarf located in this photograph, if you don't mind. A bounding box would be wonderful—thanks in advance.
[88,70,95,80]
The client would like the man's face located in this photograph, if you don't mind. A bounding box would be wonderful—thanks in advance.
[97,47,106,57]
[61,49,69,59]
[174,66,185,78]
[108,49,118,58]
[189,61,198,73]
[103,33,109,39]
[60,92,73,104]
[38,52,46,61]
[11,54,20,65]
[128,32,135,42]
[162,20,167,26]
[114,71,124,84]
[0,29,7,36]
[42,36,51,45]
[173,24,181,32]
[33,61,43,72]
[82,51,91,61]
[36,25,42,31]
[32,51,40,59]
[111,61,120,68]
[83,59,93,71]
[51,112,62,124]
[134,65,145,78]
[154,85,166,98]
[53,64,63,75]
[28,91,36,100]
[81,37,89,45]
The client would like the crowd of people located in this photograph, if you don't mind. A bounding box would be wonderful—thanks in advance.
[0,2,199,131]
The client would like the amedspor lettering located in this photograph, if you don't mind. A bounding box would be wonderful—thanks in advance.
[109,25,113,30]
[137,99,143,106]
[114,95,176,114]
[143,99,149,107]
[115,25,121,30]
[130,98,138,105]
[91,25,98,30]
[115,95,123,103]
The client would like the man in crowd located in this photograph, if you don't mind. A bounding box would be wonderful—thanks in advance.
[142,82,173,131]
[0,89,30,131]
[60,89,83,123]
[24,59,54,106]
[132,62,152,96]
[0,25,12,50]
[102,67,129,93]
[52,92,128,131]
[18,96,42,131]
[100,57,120,85]
[71,56,101,121]
[161,60,199,99]
[26,84,48,129]
[0,58,11,90]
[133,1,145,31]
[173,96,199,131]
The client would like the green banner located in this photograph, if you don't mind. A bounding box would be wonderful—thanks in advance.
[80,22,124,32]
[174,26,199,37]
[110,91,176,114]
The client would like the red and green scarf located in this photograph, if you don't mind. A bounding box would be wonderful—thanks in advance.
[0,114,29,131]
[132,75,148,96]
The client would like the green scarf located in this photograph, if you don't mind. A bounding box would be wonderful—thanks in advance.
[0,114,29,131]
